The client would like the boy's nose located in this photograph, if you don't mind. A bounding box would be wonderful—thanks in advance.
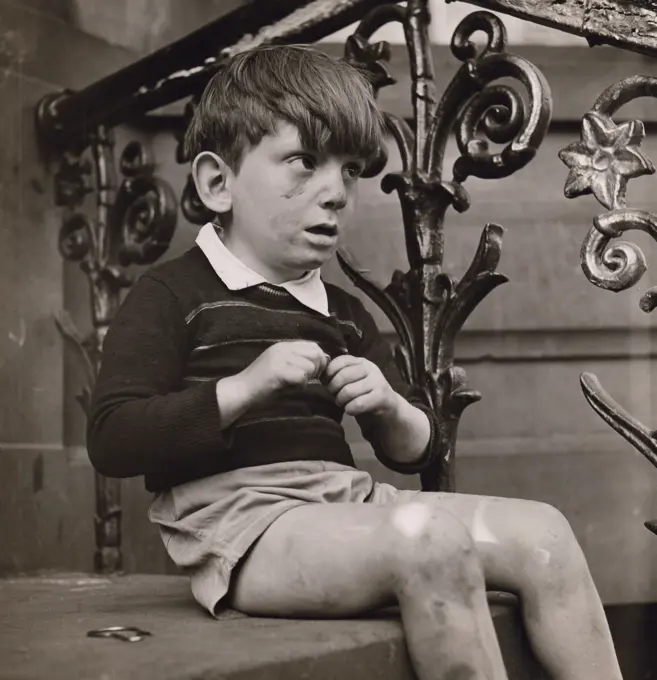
[319,169,348,211]
[321,191,347,211]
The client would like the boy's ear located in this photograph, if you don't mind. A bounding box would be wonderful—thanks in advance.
[191,151,234,214]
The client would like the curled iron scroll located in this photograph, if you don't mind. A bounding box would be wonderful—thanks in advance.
[579,209,657,311]
[115,141,177,266]
[426,11,552,182]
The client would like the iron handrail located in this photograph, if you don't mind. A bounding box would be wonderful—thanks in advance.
[36,0,388,153]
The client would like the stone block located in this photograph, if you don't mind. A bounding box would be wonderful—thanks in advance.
[0,574,547,680]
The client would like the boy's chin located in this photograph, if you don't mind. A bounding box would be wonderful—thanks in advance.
[294,251,336,270]
[288,261,326,277]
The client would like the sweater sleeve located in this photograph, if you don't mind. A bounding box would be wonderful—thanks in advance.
[348,297,438,474]
[87,274,230,480]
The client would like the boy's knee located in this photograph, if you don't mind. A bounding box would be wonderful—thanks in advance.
[514,501,584,577]
[383,503,480,585]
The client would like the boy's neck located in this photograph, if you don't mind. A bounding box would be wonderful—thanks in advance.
[217,224,309,284]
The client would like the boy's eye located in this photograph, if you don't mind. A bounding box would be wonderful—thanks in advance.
[344,163,365,180]
[290,155,316,171]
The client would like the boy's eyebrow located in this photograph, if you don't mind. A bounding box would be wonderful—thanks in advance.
[268,136,312,155]
[281,145,314,155]
[273,137,369,163]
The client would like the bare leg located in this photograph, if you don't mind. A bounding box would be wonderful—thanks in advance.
[410,493,623,680]
[228,502,508,680]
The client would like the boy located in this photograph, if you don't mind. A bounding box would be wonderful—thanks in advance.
[88,45,623,680]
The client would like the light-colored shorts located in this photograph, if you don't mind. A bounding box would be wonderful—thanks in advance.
[148,461,420,616]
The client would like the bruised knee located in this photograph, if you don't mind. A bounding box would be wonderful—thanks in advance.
[511,501,586,585]
[383,503,482,592]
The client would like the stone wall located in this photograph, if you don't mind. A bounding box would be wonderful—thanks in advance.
[0,0,252,575]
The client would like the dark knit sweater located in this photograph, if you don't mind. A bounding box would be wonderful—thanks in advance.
[87,246,437,492]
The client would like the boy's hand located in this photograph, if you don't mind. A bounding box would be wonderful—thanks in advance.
[324,355,399,417]
[324,354,431,466]
[241,340,329,399]
[216,341,329,429]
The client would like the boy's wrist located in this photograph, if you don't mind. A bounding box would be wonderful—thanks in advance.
[375,390,407,421]
[370,393,431,465]
[215,372,263,429]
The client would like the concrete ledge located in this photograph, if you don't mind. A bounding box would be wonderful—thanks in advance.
[0,573,547,680]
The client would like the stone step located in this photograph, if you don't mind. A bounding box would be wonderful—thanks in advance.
[0,573,547,680]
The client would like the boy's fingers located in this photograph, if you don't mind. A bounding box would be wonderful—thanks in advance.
[289,341,327,361]
[280,341,328,374]
[308,349,331,376]
[282,340,321,354]
[343,393,375,416]
[310,352,330,378]
[326,364,368,394]
[288,354,328,381]
[324,354,360,379]
[336,381,372,409]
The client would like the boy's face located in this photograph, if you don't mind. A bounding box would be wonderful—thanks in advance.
[222,121,366,283]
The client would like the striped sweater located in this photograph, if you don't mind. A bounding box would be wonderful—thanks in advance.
[87,246,437,492]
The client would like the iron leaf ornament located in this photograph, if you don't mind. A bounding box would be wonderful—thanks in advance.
[344,32,396,94]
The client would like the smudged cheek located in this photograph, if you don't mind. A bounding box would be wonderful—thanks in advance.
[282,176,309,199]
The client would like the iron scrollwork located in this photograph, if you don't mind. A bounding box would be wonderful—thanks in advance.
[558,76,657,534]
[338,0,552,491]
[45,124,178,571]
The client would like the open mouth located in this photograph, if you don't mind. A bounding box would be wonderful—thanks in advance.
[306,224,338,237]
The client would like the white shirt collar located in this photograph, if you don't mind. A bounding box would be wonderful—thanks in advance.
[196,223,329,316]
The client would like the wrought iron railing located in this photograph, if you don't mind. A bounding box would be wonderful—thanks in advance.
[558,76,657,535]
[35,0,657,572]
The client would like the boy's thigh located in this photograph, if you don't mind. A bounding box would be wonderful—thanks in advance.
[226,492,505,617]
[227,502,401,617]
[227,491,567,616]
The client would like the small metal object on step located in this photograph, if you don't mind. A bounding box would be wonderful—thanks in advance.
[87,626,152,642]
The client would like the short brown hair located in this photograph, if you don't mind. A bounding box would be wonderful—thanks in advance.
[184,44,387,174]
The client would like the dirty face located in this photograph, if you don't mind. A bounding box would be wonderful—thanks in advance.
[222,121,365,283]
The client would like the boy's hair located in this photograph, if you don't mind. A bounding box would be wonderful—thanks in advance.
[184,44,387,175]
